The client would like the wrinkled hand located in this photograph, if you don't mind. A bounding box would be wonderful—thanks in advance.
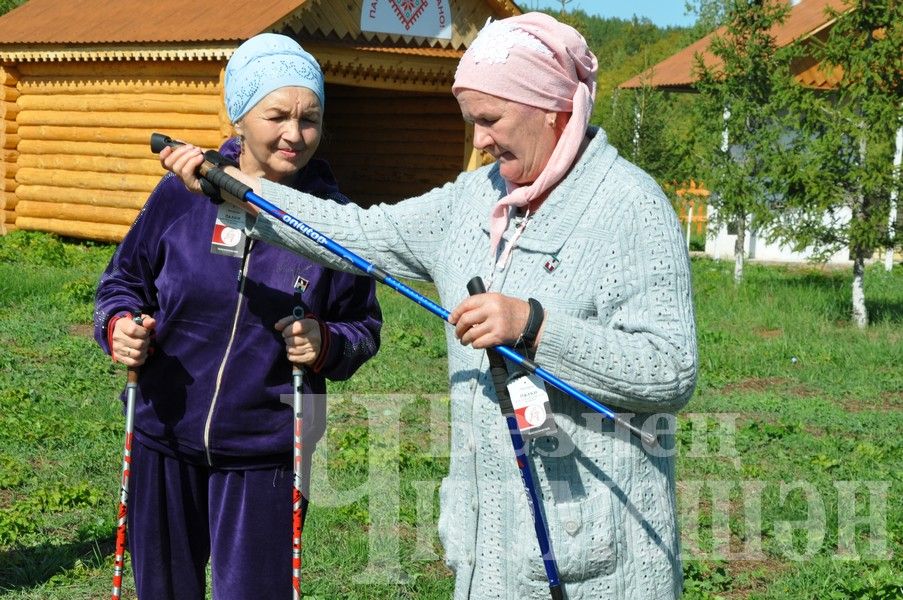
[159,144,206,194]
[449,293,540,350]
[275,316,322,367]
[112,314,156,367]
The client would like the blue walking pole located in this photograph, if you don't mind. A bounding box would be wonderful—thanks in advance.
[467,276,563,599]
[148,133,657,448]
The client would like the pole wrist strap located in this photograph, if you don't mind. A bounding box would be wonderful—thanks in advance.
[519,298,544,350]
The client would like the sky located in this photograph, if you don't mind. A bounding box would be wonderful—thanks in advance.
[526,0,698,28]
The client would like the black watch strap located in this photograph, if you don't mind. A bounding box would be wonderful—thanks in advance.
[520,297,544,350]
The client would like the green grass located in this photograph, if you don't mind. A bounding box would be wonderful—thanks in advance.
[0,231,900,599]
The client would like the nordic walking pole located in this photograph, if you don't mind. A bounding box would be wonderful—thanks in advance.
[149,133,657,447]
[467,276,563,600]
[112,315,144,600]
[290,306,305,600]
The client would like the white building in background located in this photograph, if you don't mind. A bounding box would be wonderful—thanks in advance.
[704,206,853,264]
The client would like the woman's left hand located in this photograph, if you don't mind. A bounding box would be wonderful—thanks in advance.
[275,316,322,366]
[450,293,537,349]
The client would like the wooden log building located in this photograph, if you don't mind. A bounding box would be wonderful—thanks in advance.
[0,0,519,241]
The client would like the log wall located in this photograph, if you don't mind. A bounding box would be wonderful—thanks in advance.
[1,65,18,234]
[318,84,464,207]
[10,59,229,242]
[3,60,469,241]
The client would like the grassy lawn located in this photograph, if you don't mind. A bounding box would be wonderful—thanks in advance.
[0,230,900,599]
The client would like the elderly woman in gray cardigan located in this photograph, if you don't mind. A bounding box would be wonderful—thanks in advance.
[163,12,696,600]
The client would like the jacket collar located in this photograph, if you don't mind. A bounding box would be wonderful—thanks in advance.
[480,127,619,255]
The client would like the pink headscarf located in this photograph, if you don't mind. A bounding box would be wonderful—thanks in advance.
[452,12,598,261]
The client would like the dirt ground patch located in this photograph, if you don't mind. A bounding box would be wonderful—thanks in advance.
[0,488,16,510]
[68,323,93,338]
[723,557,788,599]
[840,391,903,412]
[753,327,783,339]
[722,377,791,394]
[720,378,824,400]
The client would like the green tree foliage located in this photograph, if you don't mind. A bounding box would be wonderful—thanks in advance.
[685,0,731,31]
[606,83,691,183]
[0,0,25,16]
[766,0,902,327]
[691,0,791,283]
[551,9,700,182]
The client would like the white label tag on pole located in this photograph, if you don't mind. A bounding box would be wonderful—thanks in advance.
[506,373,557,437]
[210,203,247,257]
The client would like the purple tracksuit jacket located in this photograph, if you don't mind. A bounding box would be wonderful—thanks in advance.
[93,139,381,469]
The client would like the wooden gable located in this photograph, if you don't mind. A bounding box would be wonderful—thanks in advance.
[275,0,516,50]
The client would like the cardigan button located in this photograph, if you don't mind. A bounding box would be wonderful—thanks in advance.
[564,520,581,535]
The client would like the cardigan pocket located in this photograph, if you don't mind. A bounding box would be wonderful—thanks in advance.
[514,490,618,583]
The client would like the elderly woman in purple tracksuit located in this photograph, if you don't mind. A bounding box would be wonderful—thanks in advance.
[93,34,381,599]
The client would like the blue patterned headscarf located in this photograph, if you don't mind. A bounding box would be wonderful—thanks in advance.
[225,33,325,123]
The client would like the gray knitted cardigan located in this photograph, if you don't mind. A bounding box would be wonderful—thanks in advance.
[249,127,697,599]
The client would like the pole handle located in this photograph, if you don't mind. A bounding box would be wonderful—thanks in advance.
[202,163,253,201]
[150,133,253,201]
[150,132,178,153]
[126,315,144,384]
[466,277,516,415]
[290,306,307,375]
[466,276,487,295]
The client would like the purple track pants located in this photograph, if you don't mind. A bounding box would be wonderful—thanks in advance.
[128,441,307,600]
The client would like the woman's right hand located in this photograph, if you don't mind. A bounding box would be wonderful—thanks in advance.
[159,144,206,194]
[111,314,156,368]
[274,315,322,367]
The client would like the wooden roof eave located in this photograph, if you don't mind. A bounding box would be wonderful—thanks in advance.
[0,43,237,62]
[308,42,462,93]
[0,42,460,93]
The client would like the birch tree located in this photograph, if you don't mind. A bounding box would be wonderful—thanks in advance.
[692,0,790,284]
[767,0,902,327]
[685,0,731,30]
[607,84,682,181]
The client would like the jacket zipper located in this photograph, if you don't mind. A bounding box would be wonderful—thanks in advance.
[203,240,254,466]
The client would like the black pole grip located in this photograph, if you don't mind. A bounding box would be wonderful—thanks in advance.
[149,133,251,202]
[150,133,182,153]
[467,276,487,295]
[201,166,253,202]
